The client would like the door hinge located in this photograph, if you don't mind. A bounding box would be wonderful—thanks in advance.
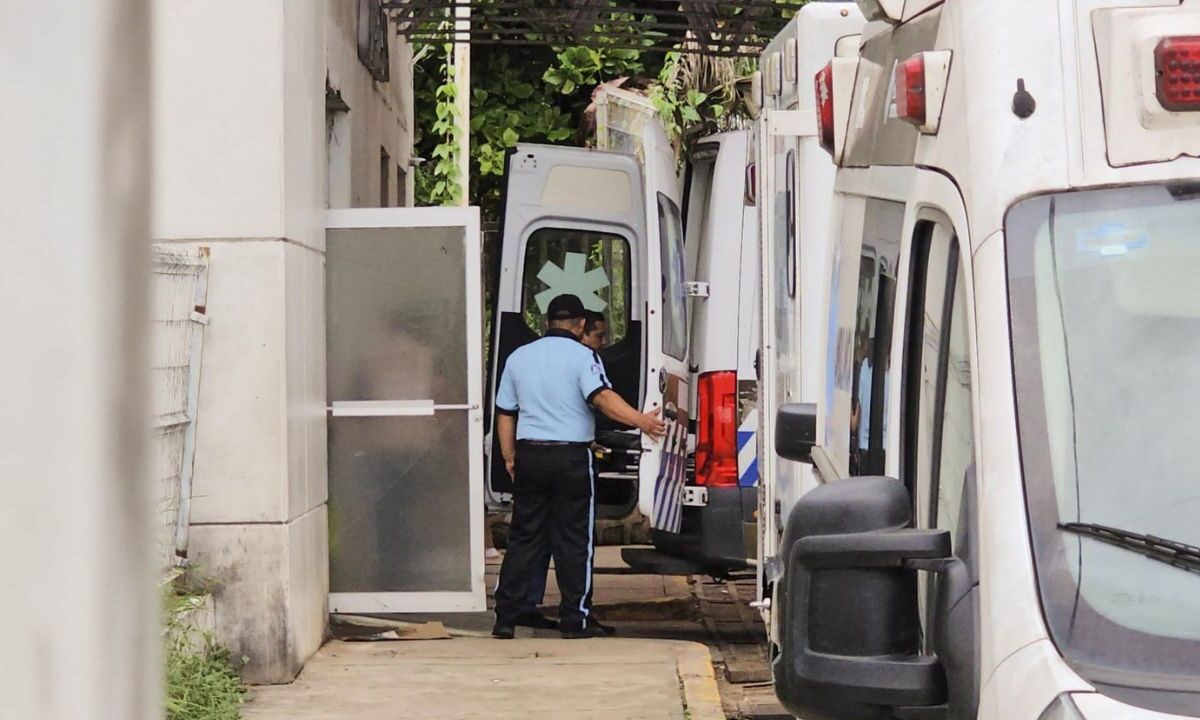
[684,281,710,298]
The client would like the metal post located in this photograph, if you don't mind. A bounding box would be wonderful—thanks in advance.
[454,2,471,206]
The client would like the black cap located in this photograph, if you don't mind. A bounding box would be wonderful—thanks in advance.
[547,294,587,320]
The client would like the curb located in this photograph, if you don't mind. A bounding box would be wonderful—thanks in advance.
[675,642,726,720]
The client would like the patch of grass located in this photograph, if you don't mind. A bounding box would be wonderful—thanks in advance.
[164,572,245,720]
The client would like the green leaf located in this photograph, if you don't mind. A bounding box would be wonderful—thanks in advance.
[502,128,520,147]
[681,105,701,123]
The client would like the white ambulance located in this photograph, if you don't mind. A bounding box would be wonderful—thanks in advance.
[752,0,867,619]
[763,0,1200,718]
[485,89,761,576]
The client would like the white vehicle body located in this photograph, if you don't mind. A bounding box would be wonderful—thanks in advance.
[753,0,867,617]
[762,1,1200,719]
[666,129,762,571]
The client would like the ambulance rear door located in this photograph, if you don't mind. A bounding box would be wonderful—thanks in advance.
[486,144,647,503]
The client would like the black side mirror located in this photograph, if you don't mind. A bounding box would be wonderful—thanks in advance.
[773,476,951,719]
[775,402,817,464]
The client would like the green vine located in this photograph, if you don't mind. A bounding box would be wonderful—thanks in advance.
[416,34,462,206]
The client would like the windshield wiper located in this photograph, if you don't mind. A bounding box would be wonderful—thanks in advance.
[1059,522,1200,576]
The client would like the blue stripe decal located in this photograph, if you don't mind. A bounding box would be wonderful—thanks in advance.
[739,457,759,488]
[737,430,754,453]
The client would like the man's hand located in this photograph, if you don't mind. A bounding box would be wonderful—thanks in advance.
[639,406,667,441]
[505,456,516,479]
[593,389,668,441]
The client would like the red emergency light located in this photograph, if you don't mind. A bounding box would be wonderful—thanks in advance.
[1155,36,1200,112]
[894,51,952,134]
[895,56,927,125]
[695,371,739,487]
[815,62,836,155]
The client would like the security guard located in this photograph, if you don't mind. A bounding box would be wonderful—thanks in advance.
[492,294,666,639]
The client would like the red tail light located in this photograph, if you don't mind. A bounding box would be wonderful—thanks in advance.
[1155,36,1200,111]
[696,371,739,487]
[895,55,927,126]
[895,51,952,133]
[815,62,836,154]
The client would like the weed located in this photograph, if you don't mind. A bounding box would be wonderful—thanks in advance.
[163,572,244,720]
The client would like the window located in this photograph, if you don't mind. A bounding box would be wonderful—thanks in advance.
[520,228,630,343]
[848,200,904,476]
[397,164,408,207]
[380,147,390,208]
[1007,184,1200,697]
[902,221,973,540]
[785,150,797,298]
[658,193,688,361]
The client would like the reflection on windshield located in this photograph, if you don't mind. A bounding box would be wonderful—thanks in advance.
[1007,183,1200,703]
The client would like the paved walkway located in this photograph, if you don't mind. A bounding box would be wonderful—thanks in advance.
[242,637,722,720]
[241,546,722,719]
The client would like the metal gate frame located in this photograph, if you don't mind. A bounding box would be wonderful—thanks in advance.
[325,207,485,614]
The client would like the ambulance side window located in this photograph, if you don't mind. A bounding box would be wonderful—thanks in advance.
[785,150,797,298]
[902,221,974,546]
[848,200,904,476]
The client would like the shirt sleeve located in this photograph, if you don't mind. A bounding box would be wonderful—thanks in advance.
[496,364,519,416]
[578,351,612,405]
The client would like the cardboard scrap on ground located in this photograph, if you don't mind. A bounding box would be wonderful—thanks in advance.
[331,614,451,642]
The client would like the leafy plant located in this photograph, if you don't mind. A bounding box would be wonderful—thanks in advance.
[163,574,245,720]
[415,30,462,207]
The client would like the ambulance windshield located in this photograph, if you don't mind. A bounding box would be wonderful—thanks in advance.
[1006,183,1200,706]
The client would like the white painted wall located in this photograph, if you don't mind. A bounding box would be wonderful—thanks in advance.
[151,0,413,683]
[326,0,415,208]
[0,1,159,718]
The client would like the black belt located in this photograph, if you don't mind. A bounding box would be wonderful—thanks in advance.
[518,439,591,447]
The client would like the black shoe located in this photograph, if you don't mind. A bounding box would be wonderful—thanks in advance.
[514,612,558,630]
[491,623,515,640]
[561,621,616,639]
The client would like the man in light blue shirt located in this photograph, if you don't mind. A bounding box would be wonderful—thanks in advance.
[492,294,664,639]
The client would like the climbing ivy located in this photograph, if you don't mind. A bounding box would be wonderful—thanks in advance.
[414,36,462,207]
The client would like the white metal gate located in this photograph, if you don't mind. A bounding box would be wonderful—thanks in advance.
[325,208,485,613]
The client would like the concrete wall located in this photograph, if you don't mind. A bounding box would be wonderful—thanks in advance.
[151,0,413,683]
[325,0,415,208]
[1,1,159,718]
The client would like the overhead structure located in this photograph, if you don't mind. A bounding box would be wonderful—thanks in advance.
[383,0,806,58]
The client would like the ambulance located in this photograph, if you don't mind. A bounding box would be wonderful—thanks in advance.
[760,0,1200,718]
[485,88,761,576]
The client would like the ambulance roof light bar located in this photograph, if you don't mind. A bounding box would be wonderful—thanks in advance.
[855,0,902,23]
[1155,36,1200,111]
[815,56,858,165]
[895,50,953,133]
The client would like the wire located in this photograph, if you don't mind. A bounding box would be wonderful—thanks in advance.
[1046,197,1086,640]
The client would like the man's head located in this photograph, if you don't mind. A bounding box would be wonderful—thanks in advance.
[546,294,587,338]
[581,310,609,351]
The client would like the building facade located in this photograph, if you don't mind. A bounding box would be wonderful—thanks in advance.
[151,0,415,683]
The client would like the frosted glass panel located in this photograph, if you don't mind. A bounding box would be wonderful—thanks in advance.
[328,413,472,593]
[326,226,468,404]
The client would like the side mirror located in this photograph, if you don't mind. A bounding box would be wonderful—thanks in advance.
[773,476,951,719]
[775,403,817,464]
